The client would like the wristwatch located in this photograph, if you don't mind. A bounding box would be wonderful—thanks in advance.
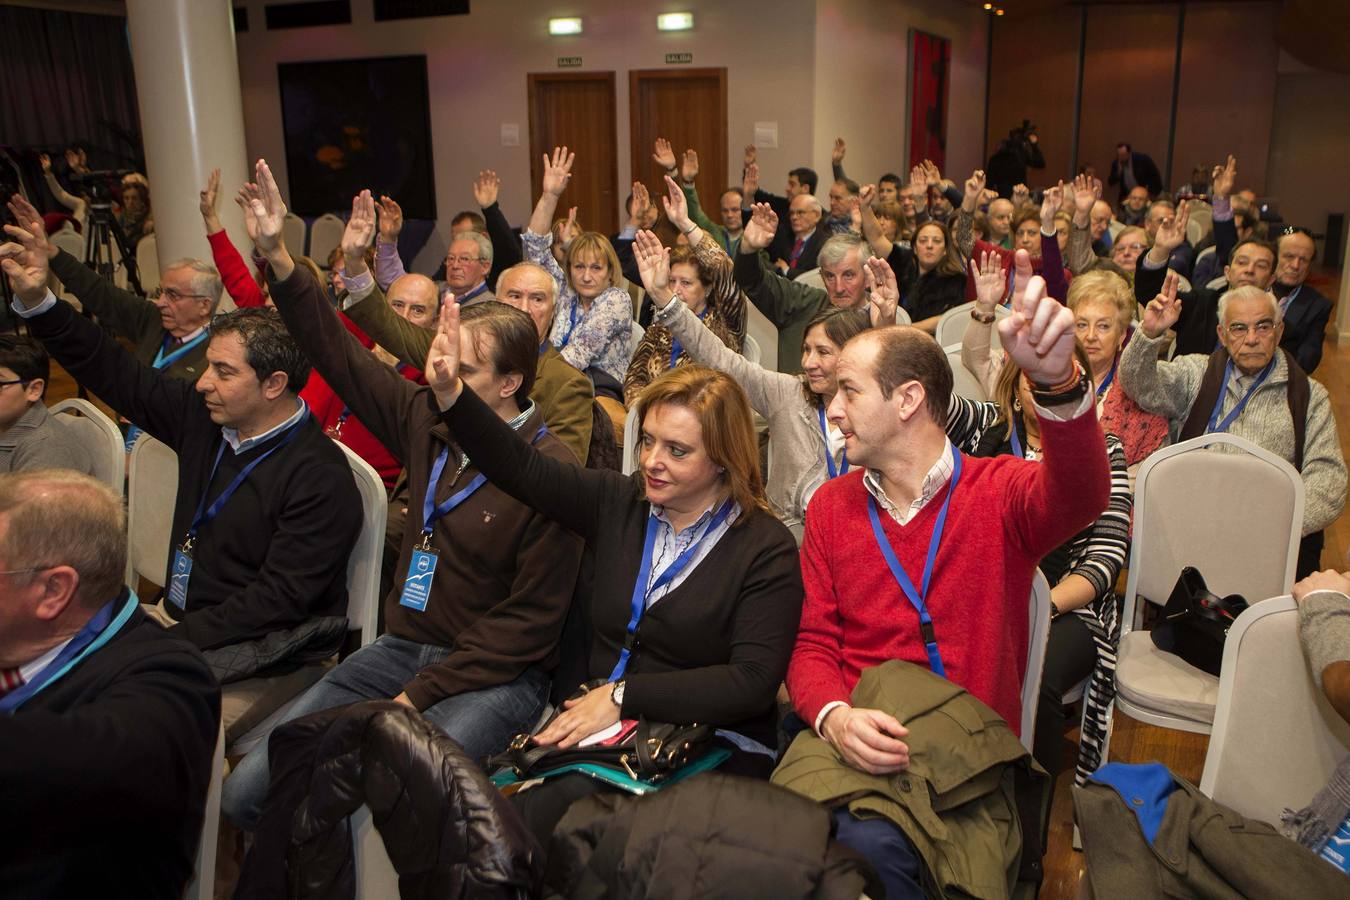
[970,307,996,324]
[1027,362,1089,407]
[1049,600,1062,619]
[611,680,626,708]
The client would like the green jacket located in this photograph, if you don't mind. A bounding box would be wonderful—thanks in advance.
[1074,773,1349,899]
[773,661,1048,899]
[682,182,740,256]
[732,249,828,375]
[341,287,594,465]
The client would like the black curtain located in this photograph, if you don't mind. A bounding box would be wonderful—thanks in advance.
[0,6,143,168]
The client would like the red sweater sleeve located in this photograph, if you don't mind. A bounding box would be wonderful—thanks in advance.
[207,229,266,308]
[787,483,852,728]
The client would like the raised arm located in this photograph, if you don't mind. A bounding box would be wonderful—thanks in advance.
[201,168,266,309]
[858,184,894,258]
[40,154,87,223]
[733,202,821,329]
[1117,271,1202,419]
[961,249,1012,390]
[955,169,987,259]
[373,195,408,290]
[1209,156,1239,276]
[1066,174,1102,275]
[1038,181,1069,301]
[831,137,848,183]
[526,146,574,237]
[473,170,523,281]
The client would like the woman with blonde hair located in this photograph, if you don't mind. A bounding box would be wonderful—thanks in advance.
[522,147,635,390]
[424,308,802,843]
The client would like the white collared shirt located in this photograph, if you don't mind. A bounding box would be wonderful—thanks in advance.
[222,399,307,454]
[644,500,741,608]
[18,637,73,685]
[862,438,956,526]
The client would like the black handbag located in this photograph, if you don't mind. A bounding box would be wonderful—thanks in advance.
[1150,567,1249,676]
[488,681,715,784]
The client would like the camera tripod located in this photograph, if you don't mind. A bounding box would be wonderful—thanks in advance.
[83,194,142,295]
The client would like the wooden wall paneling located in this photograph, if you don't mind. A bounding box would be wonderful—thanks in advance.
[527,72,619,236]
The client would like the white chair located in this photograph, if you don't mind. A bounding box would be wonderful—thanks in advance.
[352,804,399,897]
[1185,216,1205,248]
[935,301,1009,349]
[50,229,88,310]
[793,267,823,289]
[1187,203,1214,244]
[1021,569,1053,752]
[1194,245,1216,267]
[1107,219,1125,241]
[893,306,912,326]
[745,299,778,372]
[183,725,224,900]
[137,233,160,294]
[126,434,179,590]
[308,213,346,269]
[48,399,123,495]
[626,321,646,362]
[1206,274,1227,291]
[282,213,306,258]
[944,344,989,402]
[1114,434,1303,737]
[742,333,762,366]
[1173,272,1193,293]
[1200,596,1350,827]
[228,444,386,755]
[621,402,642,476]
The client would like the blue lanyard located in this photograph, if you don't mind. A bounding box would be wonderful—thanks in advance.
[818,407,848,478]
[558,301,582,349]
[668,307,709,368]
[1009,420,1024,459]
[0,592,138,713]
[1095,360,1117,399]
[865,451,963,677]
[1207,358,1274,435]
[420,425,547,537]
[187,408,309,541]
[1279,284,1302,314]
[153,328,210,369]
[538,341,549,357]
[608,498,735,682]
[395,362,409,375]
[456,282,489,305]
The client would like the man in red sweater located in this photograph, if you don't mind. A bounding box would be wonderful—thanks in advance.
[786,275,1109,898]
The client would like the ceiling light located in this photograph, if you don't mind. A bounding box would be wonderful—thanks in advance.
[657,12,694,31]
[549,17,582,36]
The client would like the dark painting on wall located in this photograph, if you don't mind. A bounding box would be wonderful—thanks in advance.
[908,30,950,173]
[278,55,436,218]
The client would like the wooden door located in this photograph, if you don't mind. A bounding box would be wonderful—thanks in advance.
[528,72,619,236]
[629,68,728,241]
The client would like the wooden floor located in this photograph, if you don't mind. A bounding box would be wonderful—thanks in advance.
[38,268,1349,898]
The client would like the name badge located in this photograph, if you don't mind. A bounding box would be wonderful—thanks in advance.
[399,546,437,612]
[167,544,193,609]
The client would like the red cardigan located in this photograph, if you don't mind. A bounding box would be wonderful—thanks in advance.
[208,229,424,488]
[788,407,1110,734]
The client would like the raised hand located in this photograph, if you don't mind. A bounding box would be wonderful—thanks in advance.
[541,146,574,197]
[1211,154,1237,200]
[743,144,757,169]
[633,228,671,301]
[471,171,500,208]
[6,195,56,260]
[859,183,877,206]
[426,300,463,410]
[740,202,778,253]
[0,218,53,307]
[1141,270,1183,339]
[864,256,899,327]
[1152,199,1190,254]
[1072,173,1097,215]
[64,148,87,173]
[742,161,760,197]
[628,181,652,227]
[963,169,987,210]
[922,159,943,186]
[241,158,288,258]
[1041,180,1063,228]
[909,164,929,193]
[652,137,677,172]
[199,167,222,227]
[341,190,377,275]
[832,137,847,164]
[849,196,863,233]
[661,174,692,232]
[1012,184,1030,209]
[997,274,1077,387]
[971,250,1007,311]
[376,195,404,242]
[561,207,579,249]
[39,154,52,174]
[680,148,699,184]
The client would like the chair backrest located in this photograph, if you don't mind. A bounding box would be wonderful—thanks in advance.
[944,344,989,402]
[282,213,307,258]
[894,305,912,326]
[1185,216,1205,247]
[1173,273,1193,293]
[308,213,346,269]
[48,399,124,495]
[1022,568,1052,751]
[745,298,779,371]
[1200,596,1350,825]
[51,228,85,259]
[621,277,645,320]
[935,301,1009,349]
[126,434,179,589]
[137,233,160,293]
[183,725,224,900]
[1122,434,1303,633]
[1107,219,1125,240]
[335,442,386,648]
[742,332,762,366]
[1195,245,1217,265]
[621,402,642,475]
[626,321,645,362]
[1206,274,1228,291]
[793,267,823,289]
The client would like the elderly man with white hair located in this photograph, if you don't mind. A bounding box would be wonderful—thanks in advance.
[1119,274,1347,577]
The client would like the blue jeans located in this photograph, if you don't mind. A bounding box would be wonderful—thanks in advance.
[832,809,924,900]
[221,634,548,829]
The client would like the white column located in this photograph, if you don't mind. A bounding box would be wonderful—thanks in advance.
[125,0,250,301]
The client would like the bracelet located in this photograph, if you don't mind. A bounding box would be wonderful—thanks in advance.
[1026,363,1089,406]
[681,222,698,236]
[970,307,996,324]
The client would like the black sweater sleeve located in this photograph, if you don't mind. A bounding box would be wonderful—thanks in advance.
[440,384,631,541]
[481,201,523,286]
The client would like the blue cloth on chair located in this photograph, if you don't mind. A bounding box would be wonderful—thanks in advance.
[1089,761,1180,844]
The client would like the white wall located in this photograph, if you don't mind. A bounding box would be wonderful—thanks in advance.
[233,0,986,271]
[1267,69,1350,241]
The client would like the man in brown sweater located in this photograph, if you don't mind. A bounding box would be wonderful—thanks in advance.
[221,172,583,830]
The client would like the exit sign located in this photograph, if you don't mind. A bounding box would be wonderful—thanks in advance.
[665,52,693,65]
[557,56,582,68]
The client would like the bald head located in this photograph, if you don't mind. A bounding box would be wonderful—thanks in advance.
[387,273,439,328]
[1090,200,1114,241]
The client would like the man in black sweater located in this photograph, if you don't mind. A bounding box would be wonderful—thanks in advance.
[0,470,220,899]
[2,202,361,738]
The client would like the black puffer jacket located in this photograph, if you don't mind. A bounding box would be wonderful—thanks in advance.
[543,773,880,900]
[238,700,542,900]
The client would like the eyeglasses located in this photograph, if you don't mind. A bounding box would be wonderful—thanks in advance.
[0,378,31,389]
[0,565,50,578]
[1115,243,1147,253]
[151,287,211,302]
[446,255,486,266]
[1225,319,1277,338]
[788,210,815,217]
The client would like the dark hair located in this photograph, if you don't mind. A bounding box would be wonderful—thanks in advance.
[799,307,872,408]
[0,335,50,392]
[210,307,311,393]
[837,178,860,195]
[451,210,486,231]
[789,166,819,193]
[1012,207,1041,235]
[879,173,902,188]
[869,327,951,424]
[1116,142,1132,152]
[460,301,538,404]
[1227,238,1276,265]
